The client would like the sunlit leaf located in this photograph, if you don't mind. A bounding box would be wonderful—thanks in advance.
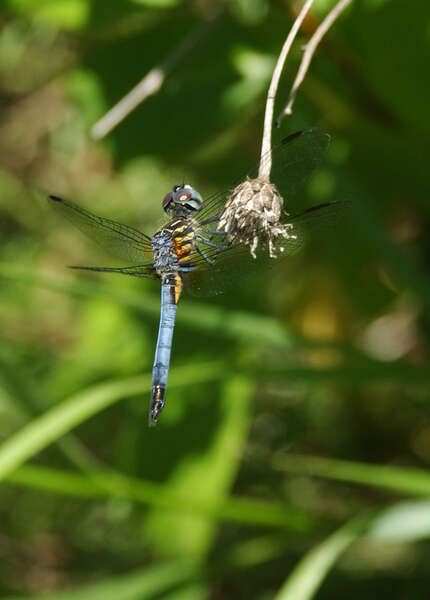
[369,500,430,542]
[274,518,367,600]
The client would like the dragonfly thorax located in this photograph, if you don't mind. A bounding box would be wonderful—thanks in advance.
[162,184,203,217]
[151,230,181,277]
[151,217,196,279]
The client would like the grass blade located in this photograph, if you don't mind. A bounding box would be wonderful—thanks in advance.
[274,517,367,600]
[272,453,430,496]
[1,560,197,600]
[5,464,313,531]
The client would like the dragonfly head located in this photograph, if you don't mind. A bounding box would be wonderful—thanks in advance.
[163,184,203,217]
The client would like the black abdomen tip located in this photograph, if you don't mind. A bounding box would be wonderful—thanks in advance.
[149,384,166,427]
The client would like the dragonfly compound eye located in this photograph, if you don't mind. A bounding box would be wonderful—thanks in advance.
[182,187,203,212]
[177,191,191,202]
[169,185,203,213]
[162,192,173,212]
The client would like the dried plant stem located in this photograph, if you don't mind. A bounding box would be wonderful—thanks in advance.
[258,0,314,180]
[91,10,221,140]
[91,69,163,139]
[276,0,352,126]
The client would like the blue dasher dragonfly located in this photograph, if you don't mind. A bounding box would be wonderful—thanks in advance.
[49,129,344,426]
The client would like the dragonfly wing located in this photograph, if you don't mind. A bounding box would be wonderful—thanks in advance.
[49,195,153,264]
[267,129,330,205]
[183,200,348,297]
[182,231,304,297]
[197,128,330,223]
[69,264,156,278]
[287,199,351,229]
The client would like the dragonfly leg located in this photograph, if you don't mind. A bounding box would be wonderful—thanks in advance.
[201,229,227,240]
[201,229,228,237]
[196,245,215,265]
[199,213,221,226]
[200,212,235,237]
[225,211,238,236]
[177,258,197,272]
[196,235,229,250]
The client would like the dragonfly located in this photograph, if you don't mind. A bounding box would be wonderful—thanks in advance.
[49,128,345,426]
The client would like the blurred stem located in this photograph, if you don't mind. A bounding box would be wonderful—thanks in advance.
[273,453,430,497]
[5,463,313,532]
[91,9,223,139]
[248,362,430,384]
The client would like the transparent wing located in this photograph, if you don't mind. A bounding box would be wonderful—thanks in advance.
[69,264,157,279]
[197,128,330,224]
[183,200,348,297]
[49,195,153,263]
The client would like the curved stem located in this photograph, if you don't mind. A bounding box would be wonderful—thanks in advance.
[277,0,353,126]
[258,0,314,180]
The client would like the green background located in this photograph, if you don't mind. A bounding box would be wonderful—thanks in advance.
[1,0,430,598]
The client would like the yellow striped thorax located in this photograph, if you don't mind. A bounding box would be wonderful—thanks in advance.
[151,217,196,277]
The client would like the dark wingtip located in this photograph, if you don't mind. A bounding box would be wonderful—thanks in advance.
[303,202,332,213]
[281,130,303,145]
[49,195,63,202]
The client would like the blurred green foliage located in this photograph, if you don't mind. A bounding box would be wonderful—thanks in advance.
[0,0,430,598]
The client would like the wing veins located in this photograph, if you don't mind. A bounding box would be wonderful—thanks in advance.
[49,195,153,262]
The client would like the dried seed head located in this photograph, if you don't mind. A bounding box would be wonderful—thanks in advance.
[217,177,296,258]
